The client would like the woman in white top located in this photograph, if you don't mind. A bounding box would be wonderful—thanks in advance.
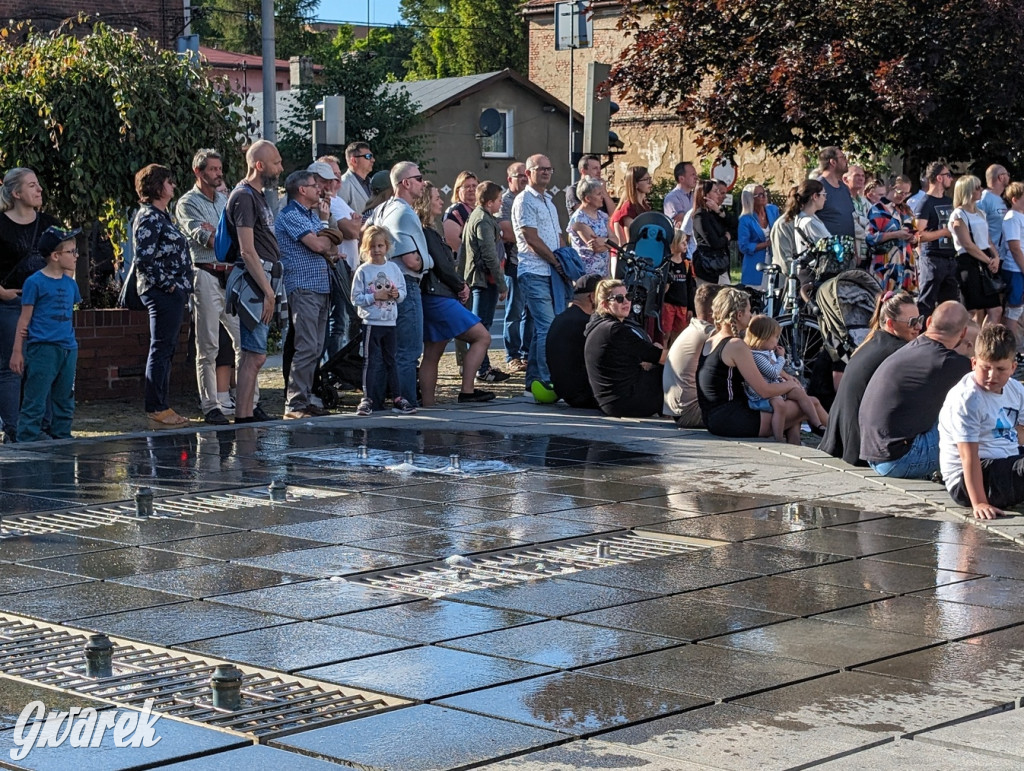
[949,174,1001,325]
[1001,181,1024,342]
[781,179,829,290]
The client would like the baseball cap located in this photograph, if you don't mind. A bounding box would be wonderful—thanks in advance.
[370,170,392,194]
[573,273,602,295]
[307,161,338,181]
[37,226,82,257]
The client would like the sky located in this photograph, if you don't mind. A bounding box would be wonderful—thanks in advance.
[315,0,404,26]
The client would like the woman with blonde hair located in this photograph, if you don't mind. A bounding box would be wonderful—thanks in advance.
[442,170,478,253]
[949,174,1002,326]
[582,279,665,417]
[737,183,778,287]
[609,166,652,246]
[696,287,807,443]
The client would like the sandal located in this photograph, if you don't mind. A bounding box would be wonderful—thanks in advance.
[147,409,189,427]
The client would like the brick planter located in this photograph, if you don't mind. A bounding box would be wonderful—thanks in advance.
[73,309,194,402]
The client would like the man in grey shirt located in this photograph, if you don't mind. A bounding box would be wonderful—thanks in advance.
[814,146,855,238]
[500,161,532,370]
[663,161,698,225]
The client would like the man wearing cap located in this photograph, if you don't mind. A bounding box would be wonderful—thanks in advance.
[339,142,374,215]
[545,273,600,408]
[175,148,248,425]
[275,169,338,419]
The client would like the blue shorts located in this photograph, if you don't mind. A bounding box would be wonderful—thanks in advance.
[748,396,773,412]
[1002,269,1024,307]
[240,320,270,354]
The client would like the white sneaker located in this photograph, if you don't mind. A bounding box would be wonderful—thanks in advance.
[218,399,236,416]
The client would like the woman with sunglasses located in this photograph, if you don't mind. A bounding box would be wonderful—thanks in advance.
[583,279,665,417]
[819,291,921,465]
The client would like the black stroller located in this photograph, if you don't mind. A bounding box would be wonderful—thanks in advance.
[612,211,675,339]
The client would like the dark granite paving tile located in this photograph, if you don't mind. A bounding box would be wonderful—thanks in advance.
[785,559,982,595]
[257,515,433,544]
[0,483,135,504]
[834,517,991,545]
[859,640,1024,702]
[364,480,518,503]
[0,706,250,769]
[740,502,891,528]
[61,517,240,546]
[178,504,336,530]
[583,643,832,700]
[320,599,544,643]
[815,595,1024,640]
[639,513,805,542]
[542,503,680,528]
[26,547,215,580]
[815,740,1024,770]
[0,564,91,595]
[156,745,347,771]
[80,600,295,646]
[349,530,526,559]
[439,670,708,736]
[150,531,326,560]
[0,581,185,623]
[114,562,305,598]
[753,528,927,558]
[637,491,792,516]
[441,619,681,669]
[0,491,70,514]
[208,578,415,620]
[599,702,886,770]
[676,541,848,576]
[681,575,889,617]
[272,492,418,516]
[561,557,755,595]
[914,576,1024,612]
[270,704,563,770]
[734,670,1010,735]
[449,577,658,618]
[0,678,113,731]
[371,503,529,529]
[460,491,616,515]
[567,595,794,641]
[544,480,674,503]
[708,617,940,668]
[234,544,426,577]
[181,621,414,672]
[467,472,584,492]
[298,646,553,701]
[452,516,619,543]
[1,533,123,564]
[872,542,1024,580]
[963,622,1024,648]
[479,739,717,770]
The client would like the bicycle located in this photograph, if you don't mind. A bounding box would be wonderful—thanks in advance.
[755,254,824,383]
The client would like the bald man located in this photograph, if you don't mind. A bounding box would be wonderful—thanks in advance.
[858,301,972,478]
[226,139,283,423]
[978,164,1010,262]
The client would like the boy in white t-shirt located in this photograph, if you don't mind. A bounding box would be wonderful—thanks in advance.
[939,324,1024,519]
[1002,182,1024,344]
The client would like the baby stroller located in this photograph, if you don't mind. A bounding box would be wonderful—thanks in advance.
[313,335,365,409]
[611,211,674,338]
[814,269,881,366]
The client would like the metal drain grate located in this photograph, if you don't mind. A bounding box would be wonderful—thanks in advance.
[0,486,341,540]
[0,613,408,738]
[357,531,724,598]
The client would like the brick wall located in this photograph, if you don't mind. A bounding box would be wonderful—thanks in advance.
[0,0,183,48]
[73,309,194,402]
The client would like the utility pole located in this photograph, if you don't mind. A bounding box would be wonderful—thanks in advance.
[261,0,276,142]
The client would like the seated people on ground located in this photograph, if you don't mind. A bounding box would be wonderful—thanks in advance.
[546,273,601,408]
[664,283,723,428]
[583,279,666,417]
[858,300,971,478]
[819,291,922,465]
[939,324,1024,520]
[696,287,809,444]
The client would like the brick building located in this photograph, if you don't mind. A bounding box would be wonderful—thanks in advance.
[523,0,805,194]
[0,0,183,49]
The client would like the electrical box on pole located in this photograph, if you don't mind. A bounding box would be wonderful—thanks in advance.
[583,62,614,155]
[312,96,345,161]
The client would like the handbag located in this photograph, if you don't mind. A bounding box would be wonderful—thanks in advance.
[693,247,729,282]
[963,215,1006,295]
[117,260,145,312]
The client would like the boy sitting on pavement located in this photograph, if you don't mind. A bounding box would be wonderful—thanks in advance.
[939,324,1024,519]
[9,226,82,442]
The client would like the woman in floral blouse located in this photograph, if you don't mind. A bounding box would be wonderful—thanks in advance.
[132,164,193,427]
[865,181,918,293]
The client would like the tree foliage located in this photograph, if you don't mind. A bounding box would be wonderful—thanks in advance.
[278,33,427,172]
[327,24,416,82]
[189,0,325,59]
[401,0,527,79]
[0,19,245,239]
[610,0,1024,167]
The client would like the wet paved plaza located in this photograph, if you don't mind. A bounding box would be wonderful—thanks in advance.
[2,399,1024,769]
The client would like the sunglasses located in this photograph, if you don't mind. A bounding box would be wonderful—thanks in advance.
[359,153,374,160]
[900,315,925,328]
[403,174,423,183]
[610,294,630,303]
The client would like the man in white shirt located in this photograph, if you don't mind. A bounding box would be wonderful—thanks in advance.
[663,161,698,225]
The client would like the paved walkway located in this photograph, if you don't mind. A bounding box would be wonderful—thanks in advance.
[1,397,1023,769]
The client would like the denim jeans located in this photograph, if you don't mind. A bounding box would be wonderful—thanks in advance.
[0,300,22,440]
[361,324,399,408]
[395,276,423,407]
[471,284,498,376]
[140,287,188,413]
[503,270,532,362]
[519,272,556,387]
[870,424,940,479]
[17,342,76,442]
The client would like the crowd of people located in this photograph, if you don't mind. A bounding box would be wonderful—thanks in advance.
[2,141,1024,518]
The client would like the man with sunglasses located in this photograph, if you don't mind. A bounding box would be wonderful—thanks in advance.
[912,161,957,317]
[339,142,375,216]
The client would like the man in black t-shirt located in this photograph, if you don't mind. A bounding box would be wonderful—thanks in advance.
[912,161,957,317]
[546,274,601,408]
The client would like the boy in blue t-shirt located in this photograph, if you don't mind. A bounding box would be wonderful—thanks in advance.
[10,226,82,441]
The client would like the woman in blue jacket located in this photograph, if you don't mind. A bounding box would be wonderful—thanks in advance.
[738,184,779,287]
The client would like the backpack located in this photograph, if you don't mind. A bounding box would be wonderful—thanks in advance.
[214,185,254,262]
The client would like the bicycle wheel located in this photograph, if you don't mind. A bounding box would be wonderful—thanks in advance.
[777,318,823,382]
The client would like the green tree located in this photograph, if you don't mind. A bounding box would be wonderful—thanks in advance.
[610,0,1024,168]
[325,24,416,82]
[0,19,246,298]
[401,0,527,79]
[278,33,426,172]
[190,0,325,59]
